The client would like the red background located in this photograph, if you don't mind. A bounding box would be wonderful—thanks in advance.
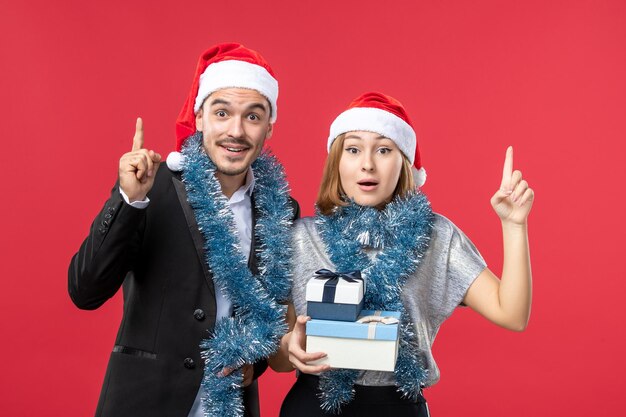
[1,1,624,415]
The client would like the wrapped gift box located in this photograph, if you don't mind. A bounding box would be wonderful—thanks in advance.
[305,270,364,322]
[305,310,401,372]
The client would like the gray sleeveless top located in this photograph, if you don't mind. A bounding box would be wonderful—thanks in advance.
[289,213,486,387]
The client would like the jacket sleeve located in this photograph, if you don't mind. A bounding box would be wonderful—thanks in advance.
[289,197,301,221]
[68,184,146,310]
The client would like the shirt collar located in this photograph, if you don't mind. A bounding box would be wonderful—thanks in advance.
[228,167,255,204]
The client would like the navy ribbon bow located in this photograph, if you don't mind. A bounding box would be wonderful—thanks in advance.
[314,269,364,303]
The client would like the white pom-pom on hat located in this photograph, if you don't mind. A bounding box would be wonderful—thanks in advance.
[412,166,427,188]
[166,151,185,172]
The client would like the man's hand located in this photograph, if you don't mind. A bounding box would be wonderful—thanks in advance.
[219,364,254,387]
[119,118,162,202]
[491,146,534,225]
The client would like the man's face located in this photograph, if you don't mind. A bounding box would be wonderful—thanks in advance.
[196,88,273,177]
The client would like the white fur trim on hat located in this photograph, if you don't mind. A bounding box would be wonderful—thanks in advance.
[166,151,185,172]
[327,107,416,165]
[194,60,278,122]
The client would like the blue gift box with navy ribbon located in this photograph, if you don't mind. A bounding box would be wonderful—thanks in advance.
[305,269,365,322]
[306,310,401,371]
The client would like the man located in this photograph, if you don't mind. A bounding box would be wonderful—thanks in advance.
[68,43,299,417]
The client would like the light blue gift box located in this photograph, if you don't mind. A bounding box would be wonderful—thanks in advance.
[306,310,401,371]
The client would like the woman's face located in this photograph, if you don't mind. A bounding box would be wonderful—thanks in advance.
[338,131,404,207]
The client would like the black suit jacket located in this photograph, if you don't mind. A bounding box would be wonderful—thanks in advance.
[68,166,299,417]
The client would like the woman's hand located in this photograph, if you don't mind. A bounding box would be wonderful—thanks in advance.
[490,146,534,225]
[287,315,330,374]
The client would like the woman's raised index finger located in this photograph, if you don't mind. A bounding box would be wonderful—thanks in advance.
[132,117,144,151]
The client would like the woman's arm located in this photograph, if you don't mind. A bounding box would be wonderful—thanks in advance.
[268,303,297,372]
[268,303,330,373]
[463,146,534,331]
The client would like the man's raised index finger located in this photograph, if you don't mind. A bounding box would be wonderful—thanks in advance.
[132,117,144,151]
[500,146,514,190]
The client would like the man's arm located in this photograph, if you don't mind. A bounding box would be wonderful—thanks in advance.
[68,118,161,310]
[68,185,147,309]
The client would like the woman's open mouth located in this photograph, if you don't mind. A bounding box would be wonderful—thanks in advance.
[357,179,379,191]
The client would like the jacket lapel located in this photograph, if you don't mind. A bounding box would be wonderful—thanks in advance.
[171,175,216,297]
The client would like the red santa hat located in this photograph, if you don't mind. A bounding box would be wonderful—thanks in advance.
[327,92,426,187]
[167,42,278,171]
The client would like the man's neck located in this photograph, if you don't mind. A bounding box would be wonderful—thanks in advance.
[216,171,248,199]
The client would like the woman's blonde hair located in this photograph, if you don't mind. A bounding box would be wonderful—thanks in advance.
[316,134,416,216]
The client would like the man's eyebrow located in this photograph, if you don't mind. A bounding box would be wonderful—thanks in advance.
[208,100,268,113]
[246,102,269,112]
[209,98,231,107]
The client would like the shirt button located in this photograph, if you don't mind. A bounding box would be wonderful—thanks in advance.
[183,358,195,369]
[193,309,206,321]
[104,213,112,220]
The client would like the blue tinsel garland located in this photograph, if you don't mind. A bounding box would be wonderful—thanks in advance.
[181,133,293,417]
[315,192,434,413]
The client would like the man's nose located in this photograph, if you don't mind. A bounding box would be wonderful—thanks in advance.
[227,116,245,138]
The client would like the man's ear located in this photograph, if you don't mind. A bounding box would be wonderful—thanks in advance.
[195,109,203,132]
[265,122,273,140]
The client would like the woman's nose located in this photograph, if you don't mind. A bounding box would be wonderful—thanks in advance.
[361,153,375,172]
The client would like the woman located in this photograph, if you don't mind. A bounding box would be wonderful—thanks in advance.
[270,92,533,417]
